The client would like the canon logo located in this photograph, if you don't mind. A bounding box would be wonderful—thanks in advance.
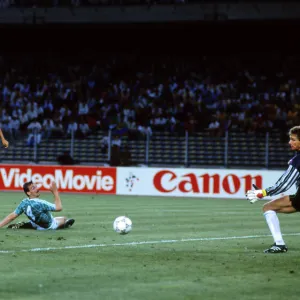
[153,170,262,194]
[0,168,114,191]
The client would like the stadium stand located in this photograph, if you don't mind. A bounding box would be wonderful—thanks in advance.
[0,19,299,168]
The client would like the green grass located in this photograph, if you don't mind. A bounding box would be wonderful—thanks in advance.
[1,193,300,300]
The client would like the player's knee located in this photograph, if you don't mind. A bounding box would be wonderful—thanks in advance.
[262,195,290,213]
[262,202,270,212]
[262,201,276,212]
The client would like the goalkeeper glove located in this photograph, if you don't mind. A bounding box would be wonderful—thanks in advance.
[246,189,267,204]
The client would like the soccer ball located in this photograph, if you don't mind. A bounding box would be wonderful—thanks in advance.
[113,216,132,234]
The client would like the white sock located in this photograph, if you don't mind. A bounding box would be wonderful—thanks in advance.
[263,210,285,245]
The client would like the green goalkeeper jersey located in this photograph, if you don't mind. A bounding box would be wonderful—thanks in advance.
[14,198,56,228]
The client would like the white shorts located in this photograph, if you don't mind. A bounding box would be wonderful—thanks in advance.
[30,218,59,231]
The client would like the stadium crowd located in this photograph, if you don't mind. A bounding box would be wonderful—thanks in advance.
[0,51,300,146]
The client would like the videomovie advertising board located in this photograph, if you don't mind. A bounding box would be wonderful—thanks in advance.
[0,165,116,194]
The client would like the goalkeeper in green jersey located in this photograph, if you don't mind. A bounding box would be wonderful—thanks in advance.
[0,181,75,230]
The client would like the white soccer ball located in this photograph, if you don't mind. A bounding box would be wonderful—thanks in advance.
[113,216,132,234]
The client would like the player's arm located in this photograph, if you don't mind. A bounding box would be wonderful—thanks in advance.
[49,181,63,211]
[0,212,19,228]
[246,165,300,203]
[0,128,9,148]
[264,165,300,196]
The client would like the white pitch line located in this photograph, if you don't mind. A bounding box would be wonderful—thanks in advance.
[1,233,300,254]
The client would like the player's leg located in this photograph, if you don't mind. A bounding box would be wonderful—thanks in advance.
[7,221,35,229]
[54,217,75,229]
[29,218,73,231]
[8,218,75,230]
[262,195,296,253]
[263,195,297,213]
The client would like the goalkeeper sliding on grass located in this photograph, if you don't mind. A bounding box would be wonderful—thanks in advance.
[246,125,300,253]
[0,181,75,230]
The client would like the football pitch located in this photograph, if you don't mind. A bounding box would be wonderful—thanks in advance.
[1,193,300,300]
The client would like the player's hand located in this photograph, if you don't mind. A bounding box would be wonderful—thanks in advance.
[49,181,58,194]
[1,139,9,148]
[246,189,264,204]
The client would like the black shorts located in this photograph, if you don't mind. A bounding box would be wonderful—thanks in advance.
[290,189,300,211]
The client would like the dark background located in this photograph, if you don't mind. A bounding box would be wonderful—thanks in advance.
[1,19,299,53]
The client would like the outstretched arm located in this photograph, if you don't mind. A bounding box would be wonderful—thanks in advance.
[265,165,300,196]
[0,212,18,228]
[247,165,300,203]
[49,181,63,211]
[0,129,9,148]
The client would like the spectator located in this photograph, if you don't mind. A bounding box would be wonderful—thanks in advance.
[57,151,78,165]
[27,119,42,146]
[120,145,132,166]
[42,118,55,140]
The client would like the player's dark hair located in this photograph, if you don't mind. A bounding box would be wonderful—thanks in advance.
[289,126,300,141]
[23,181,33,197]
